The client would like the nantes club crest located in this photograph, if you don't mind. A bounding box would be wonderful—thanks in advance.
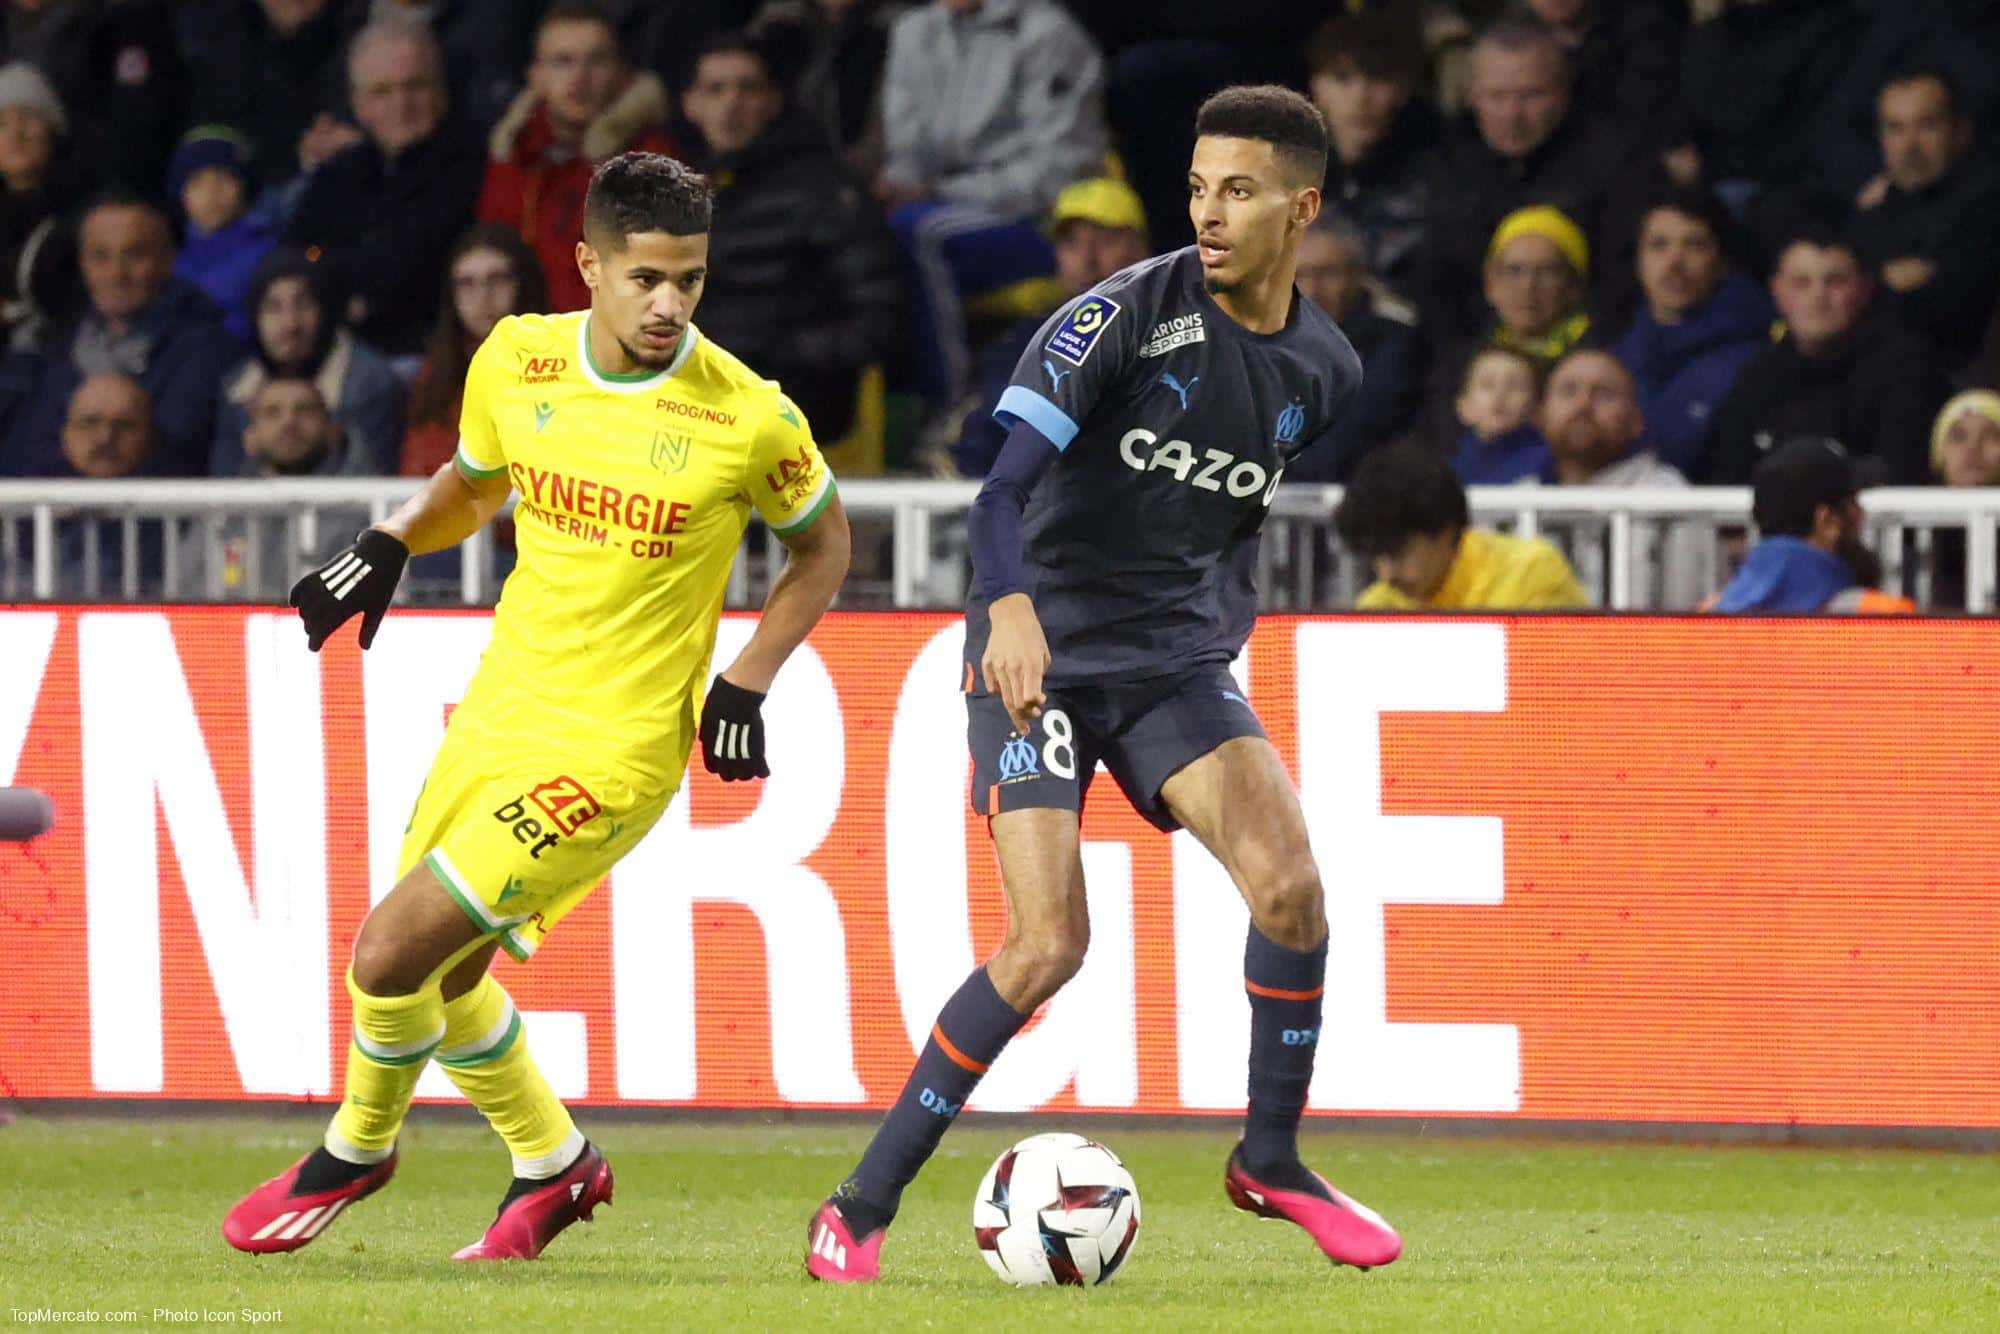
[650,428,690,475]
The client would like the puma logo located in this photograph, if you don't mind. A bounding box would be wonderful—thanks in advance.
[1158,371,1199,410]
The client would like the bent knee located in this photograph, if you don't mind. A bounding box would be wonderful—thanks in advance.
[1005,925,1090,1007]
[350,927,430,997]
[1248,859,1326,949]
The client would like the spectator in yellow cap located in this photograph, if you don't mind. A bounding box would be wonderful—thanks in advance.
[1421,203,1590,450]
[945,177,1150,477]
[1924,389,2000,607]
[1482,204,1591,364]
[1931,389,2000,486]
[1045,177,1148,300]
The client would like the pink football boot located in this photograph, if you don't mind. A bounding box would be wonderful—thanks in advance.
[804,1198,885,1282]
[223,1149,398,1254]
[452,1142,614,1261]
[1224,1145,1402,1269]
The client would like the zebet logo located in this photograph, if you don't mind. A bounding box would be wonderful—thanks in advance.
[491,774,602,859]
[1119,429,1283,503]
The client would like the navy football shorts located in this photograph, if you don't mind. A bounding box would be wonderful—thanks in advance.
[966,663,1267,832]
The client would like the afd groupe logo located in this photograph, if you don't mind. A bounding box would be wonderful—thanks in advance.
[1119,429,1283,504]
[519,355,568,385]
[997,733,1039,784]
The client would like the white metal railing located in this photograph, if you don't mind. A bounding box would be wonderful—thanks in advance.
[1,479,1997,611]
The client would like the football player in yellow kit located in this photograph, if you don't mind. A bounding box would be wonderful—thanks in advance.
[223,153,850,1261]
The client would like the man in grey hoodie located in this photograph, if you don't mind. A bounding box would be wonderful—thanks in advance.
[875,0,1107,408]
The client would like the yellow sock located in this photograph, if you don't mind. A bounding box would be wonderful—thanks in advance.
[327,968,445,1162]
[438,973,581,1178]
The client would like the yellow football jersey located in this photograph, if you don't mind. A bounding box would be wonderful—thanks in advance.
[449,311,834,778]
[1356,528,1587,611]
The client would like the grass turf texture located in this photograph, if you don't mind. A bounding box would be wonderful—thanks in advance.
[2,1116,1995,1331]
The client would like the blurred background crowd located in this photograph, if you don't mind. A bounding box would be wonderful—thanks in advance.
[2,0,1998,608]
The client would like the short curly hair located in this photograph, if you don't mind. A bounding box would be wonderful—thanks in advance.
[583,152,713,247]
[1334,441,1469,559]
[1194,84,1328,189]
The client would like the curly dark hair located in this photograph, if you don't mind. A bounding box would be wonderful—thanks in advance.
[1194,84,1328,189]
[583,151,713,247]
[1334,441,1469,559]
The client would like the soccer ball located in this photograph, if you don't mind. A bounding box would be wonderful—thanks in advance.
[972,1132,1141,1286]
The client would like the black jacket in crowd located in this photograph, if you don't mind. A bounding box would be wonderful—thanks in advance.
[1,152,90,324]
[1816,0,2000,203]
[692,109,902,441]
[1,0,187,199]
[1326,98,1438,301]
[176,0,360,189]
[1283,296,1424,485]
[1696,310,1952,487]
[1563,0,1687,151]
[1849,152,2000,373]
[1417,111,1642,344]
[1680,0,1862,192]
[285,120,487,357]
[415,0,541,136]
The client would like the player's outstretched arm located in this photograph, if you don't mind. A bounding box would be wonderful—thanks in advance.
[378,459,514,556]
[288,462,512,652]
[699,491,852,781]
[723,490,850,692]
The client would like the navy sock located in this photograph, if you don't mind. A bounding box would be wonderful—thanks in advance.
[844,966,1027,1225]
[1241,924,1327,1180]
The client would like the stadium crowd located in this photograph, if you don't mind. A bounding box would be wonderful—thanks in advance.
[2,0,1998,610]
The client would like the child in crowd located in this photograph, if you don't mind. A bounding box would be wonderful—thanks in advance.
[168,125,275,343]
[1450,346,1548,485]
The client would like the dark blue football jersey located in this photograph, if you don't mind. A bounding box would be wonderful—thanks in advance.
[965,247,1363,687]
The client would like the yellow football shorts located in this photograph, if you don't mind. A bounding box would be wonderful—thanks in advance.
[397,732,680,961]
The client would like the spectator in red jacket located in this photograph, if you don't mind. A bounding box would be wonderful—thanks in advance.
[475,0,674,312]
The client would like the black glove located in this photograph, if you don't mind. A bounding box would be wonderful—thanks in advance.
[699,676,769,780]
[290,529,409,651]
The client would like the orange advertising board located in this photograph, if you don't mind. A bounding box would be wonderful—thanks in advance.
[1,608,1995,1124]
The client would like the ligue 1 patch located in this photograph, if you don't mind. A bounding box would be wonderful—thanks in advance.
[1045,295,1123,367]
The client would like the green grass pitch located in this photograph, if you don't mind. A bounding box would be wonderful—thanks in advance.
[2,1115,1995,1331]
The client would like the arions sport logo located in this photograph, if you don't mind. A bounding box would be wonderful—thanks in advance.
[519,355,568,385]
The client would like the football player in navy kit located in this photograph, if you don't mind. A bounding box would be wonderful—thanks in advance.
[807,85,1401,1282]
